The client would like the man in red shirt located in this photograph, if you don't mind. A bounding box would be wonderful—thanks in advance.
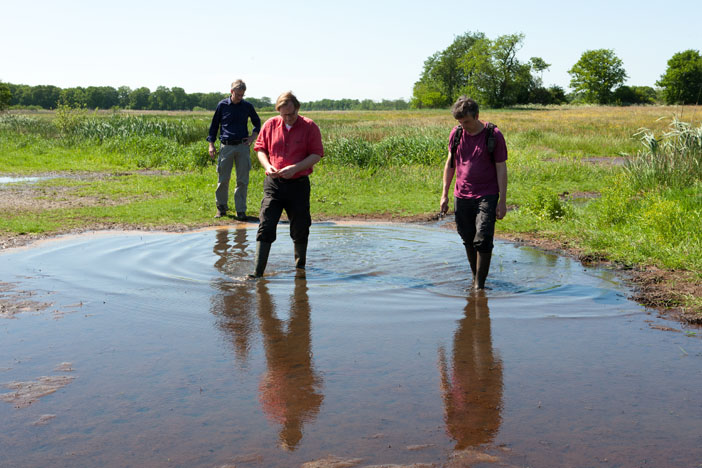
[250,91,324,278]
[440,96,508,290]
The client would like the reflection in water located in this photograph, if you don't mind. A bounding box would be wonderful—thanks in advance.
[210,229,324,449]
[256,279,324,450]
[211,229,256,364]
[438,292,503,450]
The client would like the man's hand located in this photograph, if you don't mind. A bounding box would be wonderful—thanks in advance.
[277,165,298,179]
[265,166,280,178]
[440,195,449,215]
[496,200,507,220]
[208,142,216,159]
[244,132,258,147]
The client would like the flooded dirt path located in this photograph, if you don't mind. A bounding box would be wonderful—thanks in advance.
[0,224,700,467]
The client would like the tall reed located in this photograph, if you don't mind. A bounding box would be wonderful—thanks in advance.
[624,117,702,189]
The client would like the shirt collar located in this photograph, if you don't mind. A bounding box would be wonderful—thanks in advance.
[282,115,301,130]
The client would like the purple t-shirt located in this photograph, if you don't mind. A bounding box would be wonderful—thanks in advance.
[449,122,508,199]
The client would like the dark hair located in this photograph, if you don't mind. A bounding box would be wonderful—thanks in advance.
[451,96,479,119]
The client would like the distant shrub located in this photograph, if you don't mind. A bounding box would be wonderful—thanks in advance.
[522,186,572,221]
[529,86,567,105]
[613,86,657,105]
[55,103,89,136]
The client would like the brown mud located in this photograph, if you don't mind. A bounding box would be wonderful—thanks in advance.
[0,281,53,318]
[0,374,76,408]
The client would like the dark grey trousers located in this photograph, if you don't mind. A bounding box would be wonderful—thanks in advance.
[455,194,498,252]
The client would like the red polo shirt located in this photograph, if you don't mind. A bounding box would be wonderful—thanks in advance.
[254,115,324,178]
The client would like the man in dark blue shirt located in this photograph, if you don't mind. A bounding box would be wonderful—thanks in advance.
[207,79,262,220]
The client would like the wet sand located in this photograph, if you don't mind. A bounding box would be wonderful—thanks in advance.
[0,224,701,467]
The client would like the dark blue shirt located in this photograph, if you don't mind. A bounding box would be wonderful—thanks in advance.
[207,98,261,143]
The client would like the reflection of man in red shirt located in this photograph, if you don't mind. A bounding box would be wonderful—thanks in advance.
[250,91,324,278]
[256,279,323,450]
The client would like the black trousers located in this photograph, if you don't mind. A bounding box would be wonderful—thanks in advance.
[256,176,311,244]
[455,194,498,252]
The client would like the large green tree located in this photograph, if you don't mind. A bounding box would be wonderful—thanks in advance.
[568,49,627,104]
[27,85,61,109]
[412,31,485,108]
[149,86,174,110]
[657,49,702,104]
[413,31,545,108]
[0,81,11,110]
[129,87,151,110]
[85,86,119,109]
[117,86,132,108]
[460,33,538,107]
[171,87,189,110]
[59,87,86,107]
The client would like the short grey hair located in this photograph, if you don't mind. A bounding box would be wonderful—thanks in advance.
[231,79,246,91]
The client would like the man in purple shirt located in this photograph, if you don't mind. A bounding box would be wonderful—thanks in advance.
[440,96,508,290]
[207,79,261,220]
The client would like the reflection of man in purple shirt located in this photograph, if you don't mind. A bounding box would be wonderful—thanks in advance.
[207,79,261,220]
[440,96,508,290]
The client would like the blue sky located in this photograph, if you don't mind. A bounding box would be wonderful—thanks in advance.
[2,0,700,101]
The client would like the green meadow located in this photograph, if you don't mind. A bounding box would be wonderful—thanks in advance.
[1,106,700,311]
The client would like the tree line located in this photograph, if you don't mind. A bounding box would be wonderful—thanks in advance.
[0,84,255,112]
[412,31,702,108]
[0,83,412,112]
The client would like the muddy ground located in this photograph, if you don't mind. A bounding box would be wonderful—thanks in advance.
[1,176,700,325]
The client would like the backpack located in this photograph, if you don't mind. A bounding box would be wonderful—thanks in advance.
[449,122,496,168]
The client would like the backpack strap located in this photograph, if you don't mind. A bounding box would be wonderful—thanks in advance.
[450,122,497,167]
[449,125,462,169]
[485,122,496,162]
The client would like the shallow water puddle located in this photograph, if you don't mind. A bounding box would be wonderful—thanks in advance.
[0,176,43,185]
[0,224,700,468]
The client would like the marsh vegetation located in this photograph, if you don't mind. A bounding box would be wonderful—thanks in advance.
[1,105,700,317]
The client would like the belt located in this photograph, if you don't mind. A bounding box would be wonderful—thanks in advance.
[221,139,244,145]
[270,175,309,183]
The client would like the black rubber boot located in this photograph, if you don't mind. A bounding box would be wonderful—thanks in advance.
[215,205,227,218]
[294,242,308,270]
[464,243,477,282]
[250,241,272,278]
[474,250,492,290]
